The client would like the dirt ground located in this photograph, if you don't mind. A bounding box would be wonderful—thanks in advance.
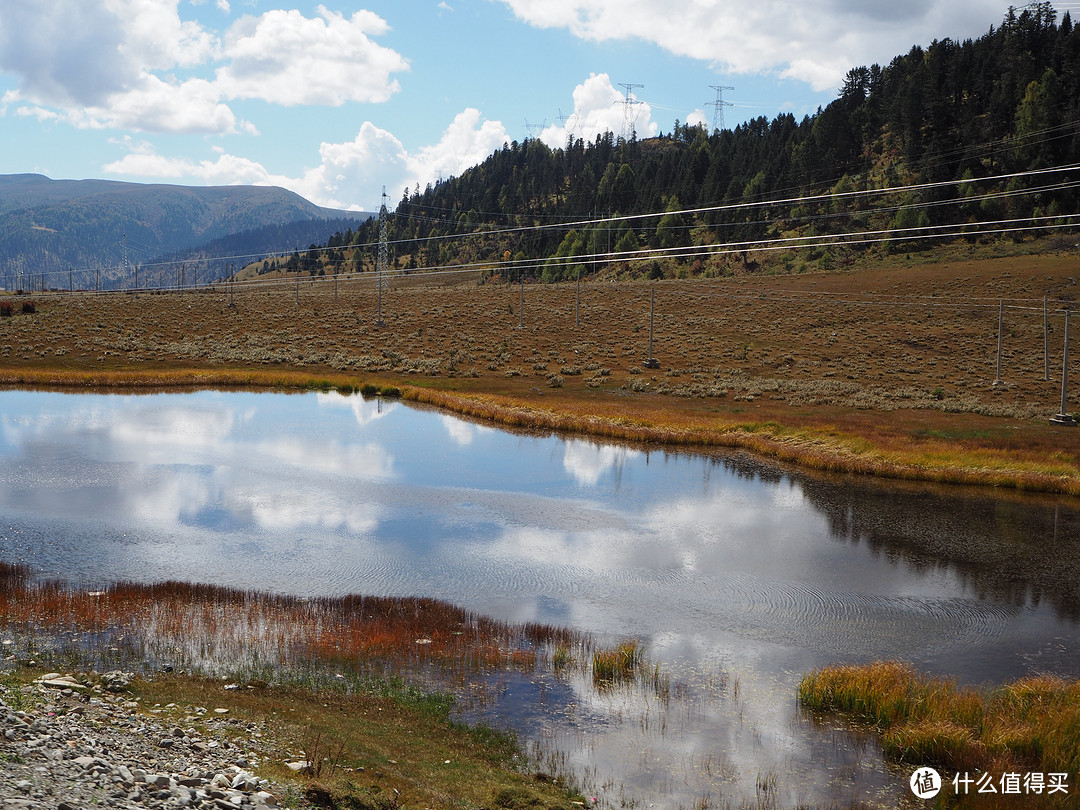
[3,252,1080,491]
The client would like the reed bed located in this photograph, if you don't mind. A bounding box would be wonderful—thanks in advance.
[0,562,581,697]
[0,561,675,716]
[799,661,1080,776]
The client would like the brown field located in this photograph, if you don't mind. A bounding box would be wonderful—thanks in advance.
[3,251,1080,494]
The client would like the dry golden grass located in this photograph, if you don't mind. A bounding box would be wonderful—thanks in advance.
[800,662,1080,780]
[3,252,1080,492]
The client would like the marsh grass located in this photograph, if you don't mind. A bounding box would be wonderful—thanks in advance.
[0,560,683,805]
[0,562,581,699]
[799,662,1080,776]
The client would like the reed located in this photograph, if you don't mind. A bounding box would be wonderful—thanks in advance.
[799,662,1080,775]
[0,571,584,698]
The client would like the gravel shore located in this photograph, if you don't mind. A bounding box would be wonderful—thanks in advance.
[0,671,309,810]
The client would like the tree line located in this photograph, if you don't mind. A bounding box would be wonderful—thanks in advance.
[331,3,1078,280]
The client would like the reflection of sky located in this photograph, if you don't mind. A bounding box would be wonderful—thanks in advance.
[0,389,1075,675]
[2,389,1079,807]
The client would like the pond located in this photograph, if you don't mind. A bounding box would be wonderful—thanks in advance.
[1,389,1078,808]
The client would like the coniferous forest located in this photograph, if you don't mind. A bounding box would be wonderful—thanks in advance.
[333,3,1080,280]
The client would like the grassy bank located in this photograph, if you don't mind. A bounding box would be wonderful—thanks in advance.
[799,662,1080,793]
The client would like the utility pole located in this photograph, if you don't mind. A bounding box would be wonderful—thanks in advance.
[644,286,660,369]
[1044,296,1050,380]
[523,118,547,140]
[1051,309,1076,425]
[993,299,1004,386]
[376,186,389,327]
[575,265,581,328]
[619,83,644,142]
[707,85,734,133]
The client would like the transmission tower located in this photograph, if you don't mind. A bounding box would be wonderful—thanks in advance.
[708,85,734,133]
[558,108,582,143]
[523,118,547,140]
[618,82,644,142]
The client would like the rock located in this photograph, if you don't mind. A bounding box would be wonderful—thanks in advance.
[99,671,134,692]
[0,678,298,810]
[33,675,85,692]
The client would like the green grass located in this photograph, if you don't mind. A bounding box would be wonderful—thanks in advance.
[129,673,587,810]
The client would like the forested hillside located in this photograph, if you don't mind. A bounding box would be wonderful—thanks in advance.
[333,2,1078,280]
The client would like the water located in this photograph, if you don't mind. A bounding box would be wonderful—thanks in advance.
[1,389,1078,807]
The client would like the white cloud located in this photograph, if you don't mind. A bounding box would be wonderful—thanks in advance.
[104,107,513,210]
[86,75,244,134]
[498,0,1008,92]
[539,73,658,148]
[406,108,511,189]
[215,6,409,106]
[0,1,407,134]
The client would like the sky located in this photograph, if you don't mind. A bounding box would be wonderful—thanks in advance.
[0,0,1018,212]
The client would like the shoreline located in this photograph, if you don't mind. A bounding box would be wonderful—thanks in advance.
[3,256,1080,497]
[2,366,1078,497]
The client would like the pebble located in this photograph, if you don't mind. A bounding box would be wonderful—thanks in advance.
[0,673,310,810]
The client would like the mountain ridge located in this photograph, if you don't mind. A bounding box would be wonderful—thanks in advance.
[0,174,370,290]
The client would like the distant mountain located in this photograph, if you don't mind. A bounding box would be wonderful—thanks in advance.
[146,218,370,288]
[0,174,371,291]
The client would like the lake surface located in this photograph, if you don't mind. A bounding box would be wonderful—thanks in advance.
[2,389,1078,807]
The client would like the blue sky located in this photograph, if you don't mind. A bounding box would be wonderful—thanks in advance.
[0,0,1016,211]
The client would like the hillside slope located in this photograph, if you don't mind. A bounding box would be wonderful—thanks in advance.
[0,174,369,290]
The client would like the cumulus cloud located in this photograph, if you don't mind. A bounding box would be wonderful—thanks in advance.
[0,2,135,106]
[0,0,407,133]
[538,73,658,148]
[104,107,513,211]
[406,108,512,190]
[215,7,409,106]
[498,0,1007,91]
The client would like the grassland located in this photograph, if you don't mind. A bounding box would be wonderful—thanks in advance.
[2,251,1080,494]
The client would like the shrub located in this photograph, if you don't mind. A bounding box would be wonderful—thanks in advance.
[21,301,35,314]
[0,301,12,317]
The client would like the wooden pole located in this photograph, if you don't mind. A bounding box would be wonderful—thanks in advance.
[1044,296,1050,381]
[1052,309,1076,425]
